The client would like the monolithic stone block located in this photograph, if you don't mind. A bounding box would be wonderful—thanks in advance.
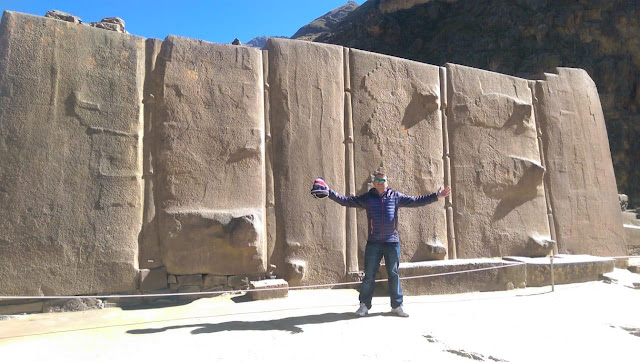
[203,275,228,287]
[265,38,346,286]
[533,68,626,256]
[249,279,289,300]
[161,209,265,275]
[0,11,144,296]
[176,274,202,286]
[350,49,446,264]
[155,35,266,275]
[446,63,551,258]
[139,267,168,291]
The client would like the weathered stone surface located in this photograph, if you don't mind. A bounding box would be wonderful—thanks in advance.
[505,255,615,287]
[228,275,249,289]
[44,10,81,24]
[379,259,526,295]
[249,279,288,300]
[203,275,227,287]
[155,36,266,275]
[446,63,551,258]
[176,274,202,286]
[624,224,640,247]
[350,49,446,264]
[161,209,265,275]
[533,68,626,256]
[0,11,144,296]
[167,274,177,284]
[139,267,168,291]
[0,302,44,315]
[265,38,346,286]
[420,240,447,260]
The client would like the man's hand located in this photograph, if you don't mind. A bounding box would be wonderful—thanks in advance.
[437,185,451,199]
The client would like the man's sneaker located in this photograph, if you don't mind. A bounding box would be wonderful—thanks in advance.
[391,306,409,317]
[355,303,368,316]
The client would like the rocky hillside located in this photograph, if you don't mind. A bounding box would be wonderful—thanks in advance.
[293,0,640,206]
[292,1,359,40]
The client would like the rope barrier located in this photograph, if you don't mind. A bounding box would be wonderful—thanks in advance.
[0,255,636,301]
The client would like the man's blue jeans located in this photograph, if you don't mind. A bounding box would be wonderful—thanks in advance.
[359,241,403,309]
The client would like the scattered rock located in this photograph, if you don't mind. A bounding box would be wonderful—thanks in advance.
[44,10,81,24]
[89,17,126,33]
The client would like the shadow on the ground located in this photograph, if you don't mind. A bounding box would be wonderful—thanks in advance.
[126,312,385,335]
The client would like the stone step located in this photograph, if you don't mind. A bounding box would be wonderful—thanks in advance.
[249,279,289,300]
[624,224,640,246]
[504,255,614,287]
[377,259,526,296]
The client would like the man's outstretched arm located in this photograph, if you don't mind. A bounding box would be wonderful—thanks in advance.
[397,185,451,208]
[328,189,368,208]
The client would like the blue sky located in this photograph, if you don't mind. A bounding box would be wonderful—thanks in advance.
[0,1,365,43]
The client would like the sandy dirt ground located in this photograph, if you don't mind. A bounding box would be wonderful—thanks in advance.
[1,269,639,362]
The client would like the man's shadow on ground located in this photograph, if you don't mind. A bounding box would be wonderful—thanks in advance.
[126,312,386,335]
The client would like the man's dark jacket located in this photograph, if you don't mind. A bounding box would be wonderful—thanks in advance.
[328,187,438,243]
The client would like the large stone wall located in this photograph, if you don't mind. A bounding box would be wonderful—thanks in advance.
[0,12,144,295]
[0,11,626,297]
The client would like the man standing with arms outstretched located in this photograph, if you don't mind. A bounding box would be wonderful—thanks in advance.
[312,169,451,317]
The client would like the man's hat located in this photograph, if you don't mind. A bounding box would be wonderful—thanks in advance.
[310,177,329,199]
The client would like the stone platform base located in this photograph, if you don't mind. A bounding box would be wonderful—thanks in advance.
[504,255,614,287]
[377,259,526,296]
[0,256,620,314]
[373,255,617,296]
